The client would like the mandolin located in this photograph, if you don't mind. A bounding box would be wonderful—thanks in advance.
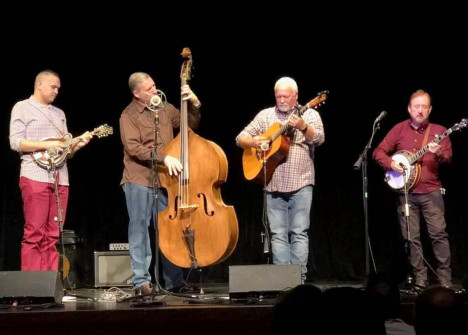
[32,124,113,170]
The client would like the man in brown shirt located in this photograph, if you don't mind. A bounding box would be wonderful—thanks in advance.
[120,72,200,295]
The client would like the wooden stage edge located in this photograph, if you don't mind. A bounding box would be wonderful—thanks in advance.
[0,282,467,335]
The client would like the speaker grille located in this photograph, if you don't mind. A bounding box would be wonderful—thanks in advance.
[94,251,133,287]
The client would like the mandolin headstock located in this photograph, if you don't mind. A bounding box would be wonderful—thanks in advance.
[92,124,113,138]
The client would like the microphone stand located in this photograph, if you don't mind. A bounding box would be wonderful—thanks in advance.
[151,110,163,295]
[399,167,418,294]
[260,146,271,263]
[353,120,381,285]
[50,157,96,302]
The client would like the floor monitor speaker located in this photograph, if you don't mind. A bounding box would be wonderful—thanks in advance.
[0,271,63,305]
[229,264,301,299]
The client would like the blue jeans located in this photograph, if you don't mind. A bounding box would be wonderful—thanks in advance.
[122,183,184,289]
[267,186,312,282]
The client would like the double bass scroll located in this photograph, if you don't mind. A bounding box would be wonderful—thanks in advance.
[157,47,239,269]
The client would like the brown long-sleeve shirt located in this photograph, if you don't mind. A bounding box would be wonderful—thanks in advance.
[120,97,200,187]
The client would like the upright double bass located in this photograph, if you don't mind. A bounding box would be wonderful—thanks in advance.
[158,48,239,268]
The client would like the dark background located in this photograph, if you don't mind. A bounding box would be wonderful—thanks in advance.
[1,6,467,287]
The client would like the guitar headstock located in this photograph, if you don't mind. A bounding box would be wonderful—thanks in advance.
[307,90,329,109]
[93,124,113,138]
[453,118,468,131]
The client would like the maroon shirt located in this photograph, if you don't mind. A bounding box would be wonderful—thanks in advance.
[373,119,452,194]
[120,98,200,187]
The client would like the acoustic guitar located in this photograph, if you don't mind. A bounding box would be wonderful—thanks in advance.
[242,91,328,184]
[32,124,113,170]
[385,118,467,191]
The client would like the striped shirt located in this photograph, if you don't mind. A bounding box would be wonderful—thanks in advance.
[236,106,325,193]
[9,96,70,185]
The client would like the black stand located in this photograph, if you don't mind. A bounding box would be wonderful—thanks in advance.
[260,149,271,263]
[150,111,163,295]
[399,168,418,295]
[353,119,382,285]
[50,161,96,302]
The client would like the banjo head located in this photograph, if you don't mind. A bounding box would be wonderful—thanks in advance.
[385,152,412,190]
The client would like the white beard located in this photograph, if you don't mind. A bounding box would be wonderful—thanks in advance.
[278,104,293,112]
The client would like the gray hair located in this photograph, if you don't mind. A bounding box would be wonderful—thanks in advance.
[128,72,150,92]
[274,77,298,93]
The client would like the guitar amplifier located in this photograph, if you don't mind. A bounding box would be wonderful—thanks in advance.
[94,251,133,287]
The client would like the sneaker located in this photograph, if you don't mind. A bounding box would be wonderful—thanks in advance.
[134,282,153,295]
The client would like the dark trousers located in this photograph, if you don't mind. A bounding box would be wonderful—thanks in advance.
[397,188,451,282]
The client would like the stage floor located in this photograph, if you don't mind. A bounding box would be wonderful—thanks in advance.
[0,281,466,335]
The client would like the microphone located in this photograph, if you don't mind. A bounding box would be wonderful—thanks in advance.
[150,95,162,107]
[46,146,57,157]
[260,142,270,151]
[148,90,167,112]
[375,111,387,123]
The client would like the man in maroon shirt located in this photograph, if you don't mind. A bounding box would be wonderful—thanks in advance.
[373,89,453,290]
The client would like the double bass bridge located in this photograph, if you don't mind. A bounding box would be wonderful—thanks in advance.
[179,204,199,216]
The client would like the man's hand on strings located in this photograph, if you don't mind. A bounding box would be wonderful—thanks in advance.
[391,160,405,174]
[164,155,183,176]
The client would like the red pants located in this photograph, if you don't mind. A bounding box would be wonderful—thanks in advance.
[19,177,69,271]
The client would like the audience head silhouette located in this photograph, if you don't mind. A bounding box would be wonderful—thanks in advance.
[322,286,386,335]
[365,272,404,320]
[414,286,464,335]
[271,284,323,335]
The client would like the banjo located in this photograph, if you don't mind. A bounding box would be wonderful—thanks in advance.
[385,119,467,191]
[32,124,113,170]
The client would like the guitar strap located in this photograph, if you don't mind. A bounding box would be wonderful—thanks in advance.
[417,124,432,163]
[422,124,432,147]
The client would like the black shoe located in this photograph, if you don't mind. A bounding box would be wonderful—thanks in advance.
[439,279,454,289]
[414,279,427,290]
[169,284,201,294]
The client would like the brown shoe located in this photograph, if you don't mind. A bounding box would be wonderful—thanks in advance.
[134,282,153,295]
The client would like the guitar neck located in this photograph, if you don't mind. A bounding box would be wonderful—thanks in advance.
[268,91,327,142]
[270,104,310,142]
[409,128,452,164]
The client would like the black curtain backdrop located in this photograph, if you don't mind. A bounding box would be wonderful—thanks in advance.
[1,8,467,287]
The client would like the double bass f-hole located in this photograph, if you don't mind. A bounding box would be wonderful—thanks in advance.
[157,47,239,269]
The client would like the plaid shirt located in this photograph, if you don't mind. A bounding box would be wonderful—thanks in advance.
[236,106,325,193]
[9,96,70,185]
